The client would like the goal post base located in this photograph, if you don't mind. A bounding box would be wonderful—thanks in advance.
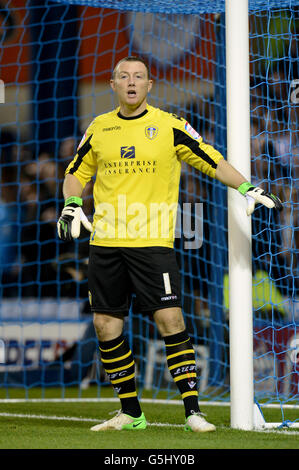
[253,402,299,430]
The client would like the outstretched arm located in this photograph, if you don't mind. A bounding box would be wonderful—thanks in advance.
[215,158,283,215]
[215,158,247,189]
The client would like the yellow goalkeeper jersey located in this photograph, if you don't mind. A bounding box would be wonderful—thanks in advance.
[65,104,223,248]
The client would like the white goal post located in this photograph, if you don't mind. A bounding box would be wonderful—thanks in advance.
[226,0,254,431]
[226,0,299,431]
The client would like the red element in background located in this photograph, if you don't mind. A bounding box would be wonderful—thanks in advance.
[1,2,215,84]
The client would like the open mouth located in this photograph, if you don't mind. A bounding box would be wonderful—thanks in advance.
[127,90,137,97]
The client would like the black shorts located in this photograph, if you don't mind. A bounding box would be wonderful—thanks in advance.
[88,246,182,315]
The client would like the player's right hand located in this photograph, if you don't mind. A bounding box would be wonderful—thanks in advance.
[57,196,93,242]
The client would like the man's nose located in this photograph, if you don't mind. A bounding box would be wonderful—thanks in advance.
[128,76,135,85]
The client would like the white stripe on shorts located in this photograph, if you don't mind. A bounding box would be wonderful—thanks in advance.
[163,272,172,295]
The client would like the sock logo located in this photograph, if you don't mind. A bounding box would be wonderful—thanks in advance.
[109,370,127,379]
[188,381,196,389]
[174,365,196,375]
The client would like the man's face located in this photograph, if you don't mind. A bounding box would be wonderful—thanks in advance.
[110,60,152,111]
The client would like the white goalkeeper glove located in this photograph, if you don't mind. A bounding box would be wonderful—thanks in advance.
[237,182,283,216]
[57,196,93,242]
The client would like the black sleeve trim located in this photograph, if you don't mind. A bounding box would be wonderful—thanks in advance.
[173,128,217,169]
[69,134,93,174]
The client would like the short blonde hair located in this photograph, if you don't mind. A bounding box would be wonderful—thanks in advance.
[112,56,150,79]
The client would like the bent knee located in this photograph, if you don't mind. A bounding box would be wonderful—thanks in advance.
[153,307,186,336]
[93,312,124,341]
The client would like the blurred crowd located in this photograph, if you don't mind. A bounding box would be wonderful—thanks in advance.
[0,132,93,300]
[177,60,299,325]
[250,61,299,303]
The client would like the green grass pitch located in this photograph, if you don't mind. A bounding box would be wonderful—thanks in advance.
[0,387,298,450]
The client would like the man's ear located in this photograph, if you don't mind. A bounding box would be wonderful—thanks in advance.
[110,79,115,91]
[148,80,153,93]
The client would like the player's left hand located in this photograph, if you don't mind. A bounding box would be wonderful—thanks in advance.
[238,182,283,216]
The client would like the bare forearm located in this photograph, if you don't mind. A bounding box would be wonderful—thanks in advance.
[63,174,84,200]
[215,158,247,189]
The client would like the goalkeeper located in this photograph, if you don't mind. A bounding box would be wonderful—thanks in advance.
[57,56,282,433]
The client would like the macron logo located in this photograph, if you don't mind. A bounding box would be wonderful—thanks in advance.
[121,146,135,159]
[188,381,196,389]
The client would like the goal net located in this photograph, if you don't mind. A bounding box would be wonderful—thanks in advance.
[0,0,298,428]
